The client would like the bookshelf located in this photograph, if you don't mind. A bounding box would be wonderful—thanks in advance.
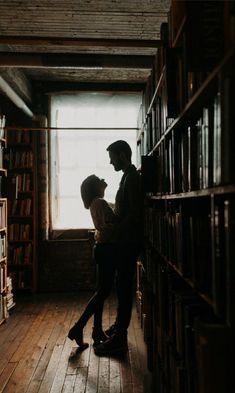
[0,115,7,188]
[4,129,38,293]
[0,198,8,324]
[137,1,235,393]
[0,115,9,323]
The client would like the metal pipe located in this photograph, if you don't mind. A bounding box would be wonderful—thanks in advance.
[5,126,138,131]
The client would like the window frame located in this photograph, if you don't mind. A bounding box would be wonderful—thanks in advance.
[47,91,141,239]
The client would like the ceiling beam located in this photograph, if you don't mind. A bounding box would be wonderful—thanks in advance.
[0,35,162,49]
[33,81,145,93]
[0,68,33,105]
[0,76,34,118]
[0,53,154,69]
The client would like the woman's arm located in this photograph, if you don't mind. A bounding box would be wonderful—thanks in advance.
[90,198,117,242]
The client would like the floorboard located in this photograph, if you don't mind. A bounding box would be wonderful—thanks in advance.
[0,292,152,393]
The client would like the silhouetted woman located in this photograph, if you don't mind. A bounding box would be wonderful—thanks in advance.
[68,175,117,349]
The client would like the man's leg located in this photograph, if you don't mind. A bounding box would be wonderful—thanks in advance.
[115,247,137,335]
[95,244,139,355]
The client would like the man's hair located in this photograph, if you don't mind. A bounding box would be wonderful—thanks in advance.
[106,140,132,161]
[80,174,99,209]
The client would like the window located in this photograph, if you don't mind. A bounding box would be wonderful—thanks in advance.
[49,92,141,229]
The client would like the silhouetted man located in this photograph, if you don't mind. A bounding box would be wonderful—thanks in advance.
[95,140,142,355]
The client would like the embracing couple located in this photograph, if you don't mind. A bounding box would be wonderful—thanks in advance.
[68,140,142,356]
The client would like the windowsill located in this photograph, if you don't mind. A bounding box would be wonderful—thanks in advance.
[49,228,95,241]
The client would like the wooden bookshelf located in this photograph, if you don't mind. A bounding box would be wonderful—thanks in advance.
[0,115,10,323]
[138,2,235,393]
[0,198,8,324]
[4,129,38,293]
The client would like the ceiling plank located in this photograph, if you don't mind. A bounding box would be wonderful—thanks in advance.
[0,36,162,49]
[0,53,154,69]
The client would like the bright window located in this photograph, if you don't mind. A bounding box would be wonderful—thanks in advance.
[49,92,141,229]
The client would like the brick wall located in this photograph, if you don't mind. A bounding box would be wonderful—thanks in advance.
[38,238,97,292]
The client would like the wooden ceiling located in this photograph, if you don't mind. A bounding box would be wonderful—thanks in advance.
[0,0,170,112]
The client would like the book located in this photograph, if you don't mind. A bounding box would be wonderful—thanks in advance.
[4,174,19,200]
[185,0,225,72]
[211,198,225,318]
[180,128,189,192]
[141,154,161,194]
[224,198,235,327]
[184,302,212,393]
[213,92,221,185]
[220,60,235,185]
[194,319,233,393]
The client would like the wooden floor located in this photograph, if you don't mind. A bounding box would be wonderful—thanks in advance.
[0,292,152,393]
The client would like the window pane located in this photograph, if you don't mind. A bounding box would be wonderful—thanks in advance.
[50,92,141,229]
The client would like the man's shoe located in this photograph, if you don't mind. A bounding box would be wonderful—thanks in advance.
[94,334,128,356]
[92,327,109,346]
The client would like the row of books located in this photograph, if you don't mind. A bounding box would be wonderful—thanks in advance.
[180,105,214,192]
[0,146,4,169]
[141,72,155,126]
[15,173,32,193]
[6,276,15,311]
[5,128,37,294]
[9,223,31,241]
[166,318,233,393]
[140,255,233,393]
[145,202,210,283]
[136,260,148,331]
[9,270,31,291]
[0,115,6,139]
[0,202,6,228]
[0,177,3,198]
[8,198,32,216]
[6,292,15,310]
[139,31,234,192]
[0,263,6,292]
[211,197,235,324]
[6,174,32,200]
[0,294,8,324]
[0,234,6,259]
[144,196,235,323]
[7,129,32,145]
[8,244,33,265]
[5,150,34,169]
[138,69,174,158]
[0,119,7,321]
[141,78,235,192]
[168,0,232,51]
[169,0,225,114]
